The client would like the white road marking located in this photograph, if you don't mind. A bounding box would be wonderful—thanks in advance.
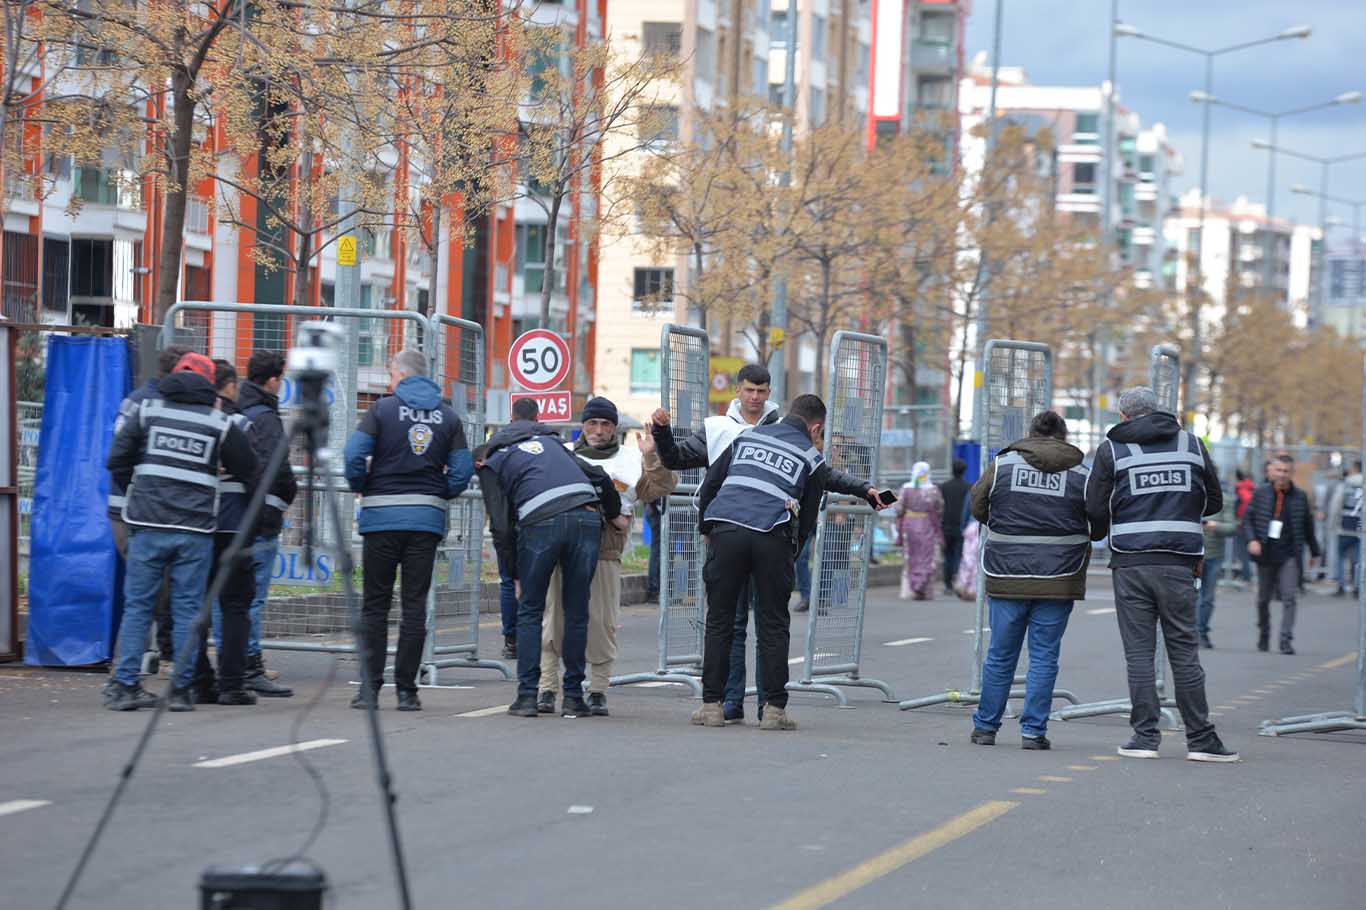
[1086,607,1116,616]
[454,705,510,717]
[884,637,934,647]
[0,799,50,817]
[962,628,990,634]
[567,805,594,815]
[193,739,347,768]
[789,653,838,664]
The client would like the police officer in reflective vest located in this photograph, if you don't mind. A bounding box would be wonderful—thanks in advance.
[968,411,1098,750]
[1086,386,1238,763]
[344,349,473,712]
[694,394,869,731]
[104,353,258,712]
[479,397,621,718]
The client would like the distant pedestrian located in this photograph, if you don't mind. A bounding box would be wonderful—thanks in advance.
[1234,469,1256,581]
[968,411,1096,750]
[1246,454,1320,655]
[938,459,971,593]
[1086,386,1238,762]
[1327,461,1362,598]
[1197,488,1237,649]
[896,462,943,600]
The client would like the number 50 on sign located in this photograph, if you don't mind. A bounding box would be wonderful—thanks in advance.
[508,329,571,392]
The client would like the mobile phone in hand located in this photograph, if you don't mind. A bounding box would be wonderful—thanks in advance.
[876,488,898,508]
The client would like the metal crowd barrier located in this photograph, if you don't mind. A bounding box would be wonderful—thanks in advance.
[901,339,1079,713]
[160,302,510,683]
[1052,343,1182,728]
[609,324,707,695]
[787,331,896,705]
[1260,352,1366,737]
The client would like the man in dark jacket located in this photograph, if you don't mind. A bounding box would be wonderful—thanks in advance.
[939,459,971,592]
[968,412,1099,749]
[237,350,298,696]
[104,353,258,712]
[478,397,621,717]
[1246,453,1320,654]
[344,350,472,712]
[1086,386,1237,762]
[692,394,877,732]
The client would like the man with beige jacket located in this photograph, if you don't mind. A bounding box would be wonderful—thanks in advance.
[538,397,677,716]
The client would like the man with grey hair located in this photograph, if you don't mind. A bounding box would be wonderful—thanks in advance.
[344,349,472,711]
[1086,385,1238,762]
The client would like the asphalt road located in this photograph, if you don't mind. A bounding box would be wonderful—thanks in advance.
[3,570,1364,909]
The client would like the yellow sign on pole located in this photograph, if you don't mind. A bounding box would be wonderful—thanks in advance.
[337,235,358,267]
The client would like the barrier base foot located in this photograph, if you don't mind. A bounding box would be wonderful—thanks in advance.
[1051,699,1180,730]
[609,671,703,697]
[1259,711,1366,737]
[743,682,849,706]
[809,674,899,703]
[420,658,514,685]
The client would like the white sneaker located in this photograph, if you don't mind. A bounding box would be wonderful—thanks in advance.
[1117,740,1160,759]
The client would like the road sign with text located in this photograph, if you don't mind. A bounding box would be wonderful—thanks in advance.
[511,390,572,422]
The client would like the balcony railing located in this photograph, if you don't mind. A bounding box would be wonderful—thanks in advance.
[4,172,33,201]
[910,40,955,72]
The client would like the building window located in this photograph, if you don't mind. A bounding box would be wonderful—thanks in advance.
[70,237,113,299]
[1072,162,1097,194]
[769,82,786,107]
[641,21,682,58]
[1138,153,1155,177]
[42,238,69,317]
[1187,227,1201,256]
[754,56,768,94]
[770,9,788,43]
[2,231,39,320]
[811,15,826,61]
[633,267,674,311]
[695,27,716,76]
[810,87,826,127]
[916,76,953,109]
[630,348,661,395]
[1073,112,1100,144]
[919,11,954,43]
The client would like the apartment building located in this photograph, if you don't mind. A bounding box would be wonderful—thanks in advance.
[868,0,968,154]
[1318,243,1366,341]
[2,1,606,420]
[1163,190,1317,329]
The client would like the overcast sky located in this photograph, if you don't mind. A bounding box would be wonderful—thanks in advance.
[963,0,1366,238]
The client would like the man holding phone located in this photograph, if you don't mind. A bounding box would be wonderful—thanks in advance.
[1245,453,1320,655]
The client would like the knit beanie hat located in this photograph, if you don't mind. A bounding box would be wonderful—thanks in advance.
[580,396,618,425]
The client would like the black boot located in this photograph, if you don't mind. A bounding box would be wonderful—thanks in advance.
[501,634,517,660]
[396,690,422,712]
[244,654,294,697]
[1257,632,1269,652]
[217,688,258,706]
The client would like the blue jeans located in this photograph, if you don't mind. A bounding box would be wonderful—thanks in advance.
[1336,535,1360,588]
[646,504,662,597]
[515,509,602,699]
[499,575,518,637]
[724,580,764,709]
[114,529,214,689]
[972,597,1073,739]
[1197,556,1221,636]
[795,537,812,603]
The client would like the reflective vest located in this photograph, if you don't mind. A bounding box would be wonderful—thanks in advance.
[216,412,256,533]
[704,420,822,533]
[1108,431,1208,555]
[486,431,599,523]
[1340,482,1363,533]
[982,451,1091,579]
[123,399,231,533]
[108,378,161,515]
[357,394,462,513]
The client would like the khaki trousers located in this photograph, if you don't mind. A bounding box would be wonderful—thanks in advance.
[539,558,621,694]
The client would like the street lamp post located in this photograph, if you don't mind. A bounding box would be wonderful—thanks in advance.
[1190,90,1360,287]
[1114,21,1311,421]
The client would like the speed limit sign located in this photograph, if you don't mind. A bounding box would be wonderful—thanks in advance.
[508,328,571,392]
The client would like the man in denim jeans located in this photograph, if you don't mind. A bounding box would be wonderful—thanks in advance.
[104,353,257,711]
[969,411,1099,750]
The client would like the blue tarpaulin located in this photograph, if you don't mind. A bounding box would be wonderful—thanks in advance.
[26,336,131,666]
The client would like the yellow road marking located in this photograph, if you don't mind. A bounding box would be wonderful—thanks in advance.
[1088,755,1119,762]
[1011,788,1047,795]
[1318,652,1359,670]
[1037,775,1073,783]
[1066,764,1099,771]
[772,801,1018,910]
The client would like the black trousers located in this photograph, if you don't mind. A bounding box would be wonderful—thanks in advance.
[943,533,964,587]
[702,525,796,709]
[194,534,256,691]
[362,530,440,693]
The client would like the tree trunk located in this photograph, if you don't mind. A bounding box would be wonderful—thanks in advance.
[292,151,314,308]
[538,191,562,327]
[427,197,442,316]
[692,241,706,330]
[154,67,197,324]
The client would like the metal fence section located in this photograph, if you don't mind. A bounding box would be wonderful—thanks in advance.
[422,315,508,683]
[784,332,895,705]
[1149,344,1181,415]
[901,339,1078,713]
[610,324,708,694]
[881,404,953,485]
[17,400,40,578]
[1260,351,1366,737]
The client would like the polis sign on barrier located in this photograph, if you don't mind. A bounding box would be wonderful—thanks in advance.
[509,328,571,392]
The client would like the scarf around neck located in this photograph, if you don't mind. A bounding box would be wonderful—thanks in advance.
[574,434,620,460]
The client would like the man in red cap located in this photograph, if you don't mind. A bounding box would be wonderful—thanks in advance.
[104,349,257,712]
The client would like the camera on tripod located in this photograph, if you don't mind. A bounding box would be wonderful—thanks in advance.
[287,321,343,380]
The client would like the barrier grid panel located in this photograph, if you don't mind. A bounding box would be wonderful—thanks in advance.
[1149,344,1181,416]
[611,324,707,693]
[797,331,896,704]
